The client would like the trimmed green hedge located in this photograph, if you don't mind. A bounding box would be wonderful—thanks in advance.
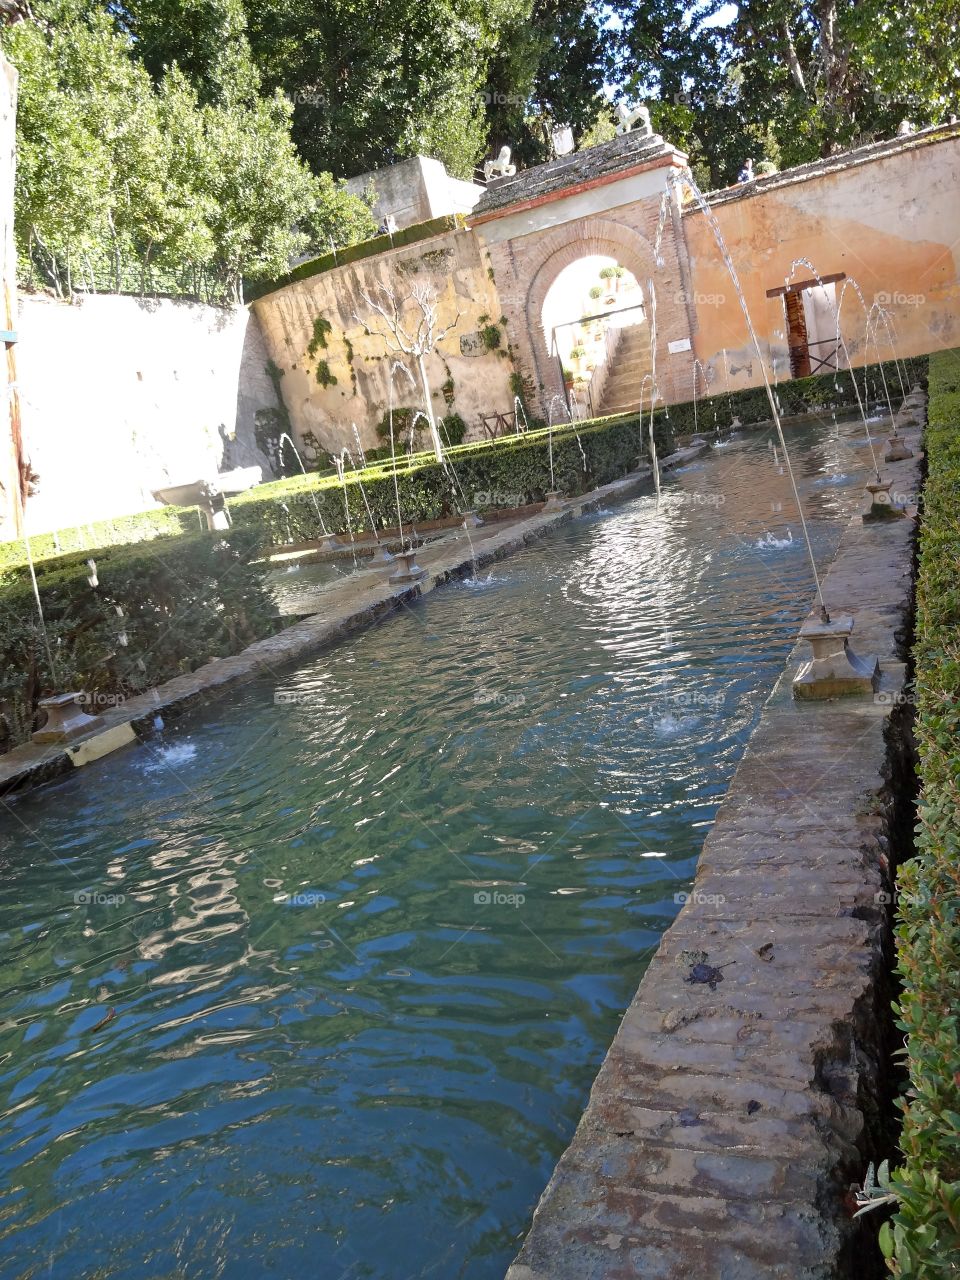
[227,411,676,544]
[661,352,925,436]
[0,527,277,754]
[0,352,925,573]
[883,350,960,1272]
[245,214,466,302]
[0,505,199,574]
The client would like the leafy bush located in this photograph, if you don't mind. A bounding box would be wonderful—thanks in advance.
[0,505,199,574]
[882,351,960,1274]
[0,528,277,754]
[374,407,427,452]
[226,410,675,545]
[439,413,468,447]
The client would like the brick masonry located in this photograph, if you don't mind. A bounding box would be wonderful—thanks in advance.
[479,178,698,418]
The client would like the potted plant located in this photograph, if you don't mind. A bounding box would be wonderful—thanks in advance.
[569,345,588,370]
[589,285,604,303]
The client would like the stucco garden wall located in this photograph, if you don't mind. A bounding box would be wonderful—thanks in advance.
[684,125,960,397]
[16,295,275,536]
[250,226,516,454]
[1,52,21,542]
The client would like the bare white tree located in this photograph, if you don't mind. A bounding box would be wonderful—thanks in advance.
[357,283,461,461]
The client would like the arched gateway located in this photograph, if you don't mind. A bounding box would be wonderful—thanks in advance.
[470,131,698,417]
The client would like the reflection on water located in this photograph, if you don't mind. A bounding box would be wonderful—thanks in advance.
[0,420,872,1279]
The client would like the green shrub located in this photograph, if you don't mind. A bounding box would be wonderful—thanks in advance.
[439,413,467,447]
[0,505,200,574]
[882,349,960,1273]
[662,353,923,437]
[374,407,426,452]
[226,410,675,545]
[480,324,501,351]
[0,527,277,754]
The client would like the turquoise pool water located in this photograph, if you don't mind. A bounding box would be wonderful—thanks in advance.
[0,421,874,1279]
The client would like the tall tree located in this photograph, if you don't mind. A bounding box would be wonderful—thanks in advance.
[612,0,960,183]
[0,0,375,298]
[483,0,609,166]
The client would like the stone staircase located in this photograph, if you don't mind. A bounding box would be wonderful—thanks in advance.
[594,323,653,417]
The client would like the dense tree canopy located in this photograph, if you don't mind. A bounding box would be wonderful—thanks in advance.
[0,0,376,299]
[611,0,960,186]
[2,0,957,300]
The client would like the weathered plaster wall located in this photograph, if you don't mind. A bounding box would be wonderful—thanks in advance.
[344,155,483,231]
[16,295,275,535]
[251,227,516,453]
[1,51,21,541]
[684,127,960,395]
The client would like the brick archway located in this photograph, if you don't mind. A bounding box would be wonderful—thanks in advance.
[522,218,661,412]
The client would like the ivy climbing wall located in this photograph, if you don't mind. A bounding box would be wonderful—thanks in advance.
[250,225,517,456]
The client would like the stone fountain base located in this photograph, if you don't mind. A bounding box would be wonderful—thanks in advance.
[862,479,906,522]
[793,613,880,700]
[884,433,914,462]
[32,693,104,744]
[388,549,426,584]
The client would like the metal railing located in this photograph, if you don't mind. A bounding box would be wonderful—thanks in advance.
[549,300,647,419]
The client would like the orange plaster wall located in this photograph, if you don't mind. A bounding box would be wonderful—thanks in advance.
[683,133,960,394]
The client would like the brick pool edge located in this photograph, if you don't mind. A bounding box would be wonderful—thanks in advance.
[504,445,922,1278]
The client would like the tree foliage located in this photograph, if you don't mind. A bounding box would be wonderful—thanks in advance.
[0,0,376,300]
[611,0,960,185]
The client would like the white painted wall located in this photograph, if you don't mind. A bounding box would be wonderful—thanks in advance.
[16,295,277,535]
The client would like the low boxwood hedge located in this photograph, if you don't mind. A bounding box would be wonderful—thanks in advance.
[882,349,960,1273]
[0,505,198,575]
[226,410,676,543]
[0,527,277,754]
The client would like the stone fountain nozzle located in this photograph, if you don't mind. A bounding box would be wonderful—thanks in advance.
[793,612,879,700]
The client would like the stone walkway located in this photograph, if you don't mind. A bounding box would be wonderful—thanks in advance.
[505,442,922,1279]
[0,448,700,797]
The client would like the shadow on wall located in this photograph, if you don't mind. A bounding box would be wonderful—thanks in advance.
[14,294,279,537]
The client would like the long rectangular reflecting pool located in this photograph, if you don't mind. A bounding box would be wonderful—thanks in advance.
[0,419,876,1278]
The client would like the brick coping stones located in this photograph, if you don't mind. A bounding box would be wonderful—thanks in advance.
[505,443,922,1279]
